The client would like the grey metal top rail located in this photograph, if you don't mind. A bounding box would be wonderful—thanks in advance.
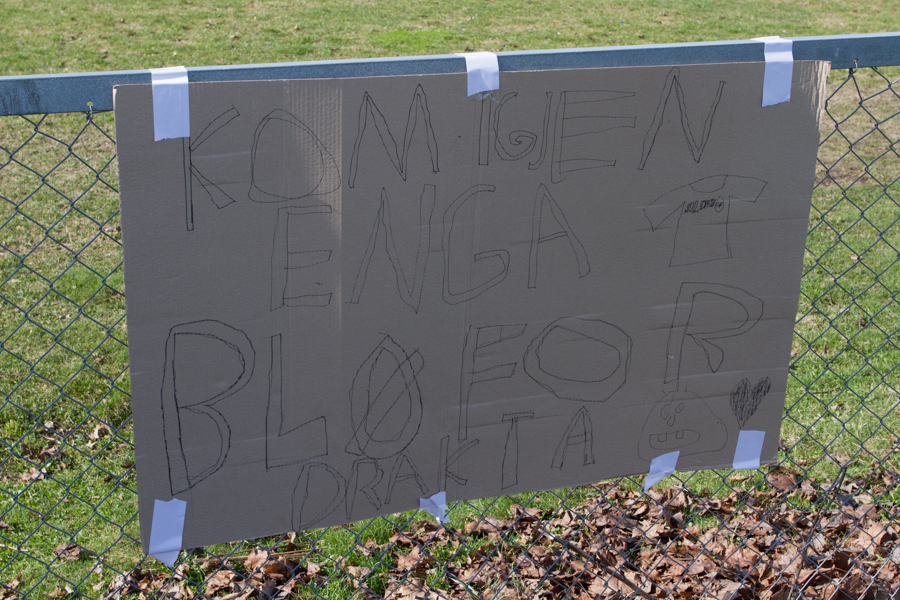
[1,32,898,116]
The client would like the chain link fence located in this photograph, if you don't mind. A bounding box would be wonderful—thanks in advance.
[1,61,899,599]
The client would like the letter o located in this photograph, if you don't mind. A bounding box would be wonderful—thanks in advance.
[523,317,631,402]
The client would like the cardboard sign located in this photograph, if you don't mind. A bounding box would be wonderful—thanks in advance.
[114,61,828,551]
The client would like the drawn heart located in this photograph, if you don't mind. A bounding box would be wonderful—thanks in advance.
[730,377,772,429]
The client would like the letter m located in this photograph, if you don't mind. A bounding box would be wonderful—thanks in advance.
[348,84,439,188]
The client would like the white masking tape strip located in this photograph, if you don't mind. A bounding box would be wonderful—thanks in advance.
[148,498,186,567]
[150,66,190,141]
[644,451,679,492]
[455,52,500,97]
[733,430,766,470]
[753,36,793,107]
[419,491,449,525]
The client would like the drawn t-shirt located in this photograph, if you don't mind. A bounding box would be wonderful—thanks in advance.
[643,175,766,267]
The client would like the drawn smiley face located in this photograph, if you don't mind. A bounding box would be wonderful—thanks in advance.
[650,401,701,450]
[638,390,728,460]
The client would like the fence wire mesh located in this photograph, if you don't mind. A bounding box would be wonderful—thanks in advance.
[1,65,899,599]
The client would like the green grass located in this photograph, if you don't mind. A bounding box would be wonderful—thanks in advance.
[785,67,900,473]
[0,111,135,596]
[1,3,899,597]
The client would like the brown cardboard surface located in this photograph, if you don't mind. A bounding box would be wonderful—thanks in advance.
[114,61,828,551]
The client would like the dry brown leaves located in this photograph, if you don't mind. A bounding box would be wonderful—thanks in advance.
[98,469,900,599]
[0,574,22,600]
[19,467,47,482]
[53,542,83,562]
[100,564,197,600]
